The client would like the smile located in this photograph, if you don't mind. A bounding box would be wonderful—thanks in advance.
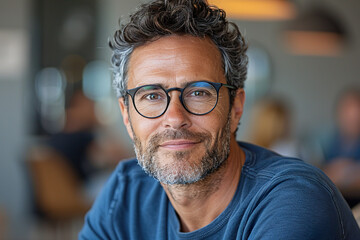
[159,140,201,150]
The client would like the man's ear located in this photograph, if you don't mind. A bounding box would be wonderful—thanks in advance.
[118,98,134,140]
[230,88,245,134]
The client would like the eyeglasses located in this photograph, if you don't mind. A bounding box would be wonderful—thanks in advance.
[126,81,236,119]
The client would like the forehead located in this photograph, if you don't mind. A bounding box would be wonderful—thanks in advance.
[127,35,224,88]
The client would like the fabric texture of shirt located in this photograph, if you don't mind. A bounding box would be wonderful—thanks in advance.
[79,142,360,239]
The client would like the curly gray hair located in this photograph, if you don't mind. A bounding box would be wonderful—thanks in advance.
[110,0,248,105]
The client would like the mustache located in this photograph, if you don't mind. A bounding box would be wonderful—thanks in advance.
[149,129,208,147]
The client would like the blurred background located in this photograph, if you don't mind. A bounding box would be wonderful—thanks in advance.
[1,0,360,239]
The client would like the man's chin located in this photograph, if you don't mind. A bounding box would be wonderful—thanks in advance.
[161,149,192,160]
[155,169,203,185]
[148,156,204,184]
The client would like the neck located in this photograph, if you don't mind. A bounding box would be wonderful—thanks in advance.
[161,138,245,232]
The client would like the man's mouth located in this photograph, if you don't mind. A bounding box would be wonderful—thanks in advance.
[159,139,201,150]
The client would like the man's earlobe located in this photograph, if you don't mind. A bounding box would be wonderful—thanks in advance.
[118,98,134,140]
[231,89,245,133]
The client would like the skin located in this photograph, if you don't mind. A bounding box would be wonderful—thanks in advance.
[118,35,246,232]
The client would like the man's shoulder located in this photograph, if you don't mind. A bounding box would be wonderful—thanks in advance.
[237,142,360,239]
[115,158,144,177]
[115,157,159,178]
[88,158,160,213]
[239,141,331,185]
[100,158,157,197]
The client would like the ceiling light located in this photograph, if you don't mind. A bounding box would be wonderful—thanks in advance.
[210,0,296,21]
[283,8,347,56]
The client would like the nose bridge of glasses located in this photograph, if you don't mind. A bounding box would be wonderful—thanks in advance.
[164,87,188,111]
[166,87,183,100]
[166,87,182,94]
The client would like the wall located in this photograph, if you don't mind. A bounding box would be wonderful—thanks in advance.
[0,0,32,237]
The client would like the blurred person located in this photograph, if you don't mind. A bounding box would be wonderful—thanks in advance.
[27,90,100,221]
[44,90,131,191]
[79,0,360,239]
[321,87,360,207]
[246,97,301,158]
[28,90,130,221]
[44,90,100,182]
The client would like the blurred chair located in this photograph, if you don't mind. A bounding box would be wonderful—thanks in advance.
[27,146,91,221]
[26,146,91,239]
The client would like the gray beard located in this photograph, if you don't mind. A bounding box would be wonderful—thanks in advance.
[131,115,231,185]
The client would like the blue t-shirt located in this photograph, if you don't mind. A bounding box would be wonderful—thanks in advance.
[79,142,360,239]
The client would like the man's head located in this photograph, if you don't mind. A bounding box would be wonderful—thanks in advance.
[336,87,360,140]
[111,0,247,185]
[110,0,248,105]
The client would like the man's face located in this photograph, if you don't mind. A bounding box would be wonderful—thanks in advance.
[119,35,244,184]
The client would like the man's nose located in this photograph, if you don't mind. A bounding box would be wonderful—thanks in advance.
[162,93,191,130]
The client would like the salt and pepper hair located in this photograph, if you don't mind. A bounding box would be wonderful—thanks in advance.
[110,0,248,105]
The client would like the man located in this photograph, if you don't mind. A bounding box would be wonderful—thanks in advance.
[322,87,360,208]
[79,0,360,239]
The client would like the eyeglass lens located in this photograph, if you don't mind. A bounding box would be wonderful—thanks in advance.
[133,82,218,118]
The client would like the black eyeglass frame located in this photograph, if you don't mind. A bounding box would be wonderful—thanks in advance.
[126,81,237,119]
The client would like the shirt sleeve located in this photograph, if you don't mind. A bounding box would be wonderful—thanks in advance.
[243,172,360,240]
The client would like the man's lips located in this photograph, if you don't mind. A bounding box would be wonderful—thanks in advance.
[159,140,201,150]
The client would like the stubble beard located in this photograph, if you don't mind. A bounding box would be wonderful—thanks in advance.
[131,115,232,185]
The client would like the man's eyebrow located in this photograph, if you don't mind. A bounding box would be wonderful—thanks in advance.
[134,82,163,88]
[136,83,171,89]
[180,80,209,87]
[162,81,196,89]
[137,80,209,89]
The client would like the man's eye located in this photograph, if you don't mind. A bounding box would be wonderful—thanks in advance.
[145,93,161,100]
[192,91,205,96]
[189,90,210,97]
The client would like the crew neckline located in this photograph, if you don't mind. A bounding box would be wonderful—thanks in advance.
[168,145,252,239]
